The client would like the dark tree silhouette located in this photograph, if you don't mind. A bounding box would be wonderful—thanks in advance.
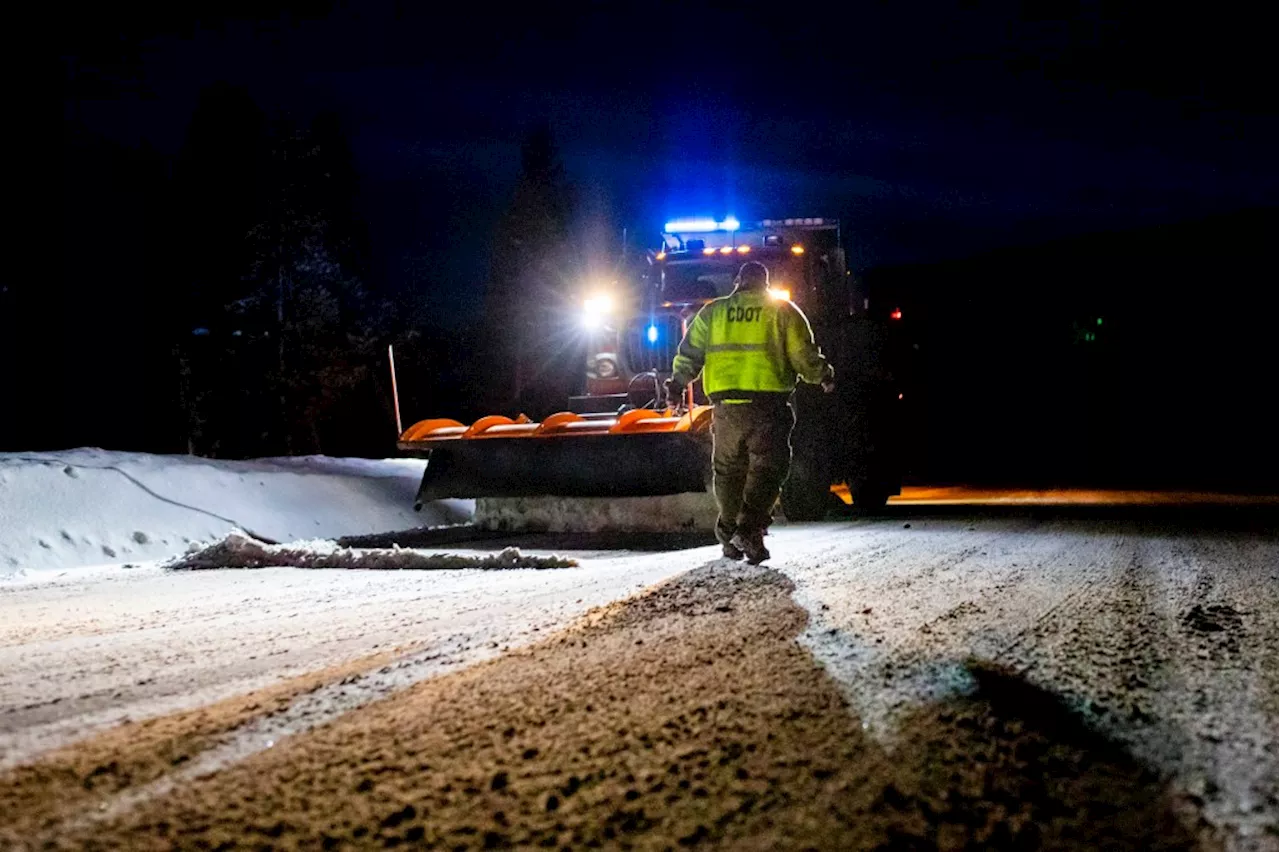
[174,99,394,459]
[484,124,580,416]
[229,118,388,456]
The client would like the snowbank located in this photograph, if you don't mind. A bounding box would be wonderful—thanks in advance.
[165,530,575,571]
[0,449,472,579]
[475,492,717,533]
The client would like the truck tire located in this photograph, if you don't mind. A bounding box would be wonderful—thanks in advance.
[780,460,835,521]
[846,478,891,511]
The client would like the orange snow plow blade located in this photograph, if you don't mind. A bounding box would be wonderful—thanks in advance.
[398,407,714,506]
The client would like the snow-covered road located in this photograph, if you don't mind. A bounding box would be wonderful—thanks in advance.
[0,544,716,769]
[0,498,1275,849]
[777,514,1278,845]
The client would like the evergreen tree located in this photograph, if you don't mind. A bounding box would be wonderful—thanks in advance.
[230,119,388,456]
[177,105,392,458]
[484,124,579,416]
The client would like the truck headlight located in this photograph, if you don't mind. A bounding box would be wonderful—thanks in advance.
[582,293,614,329]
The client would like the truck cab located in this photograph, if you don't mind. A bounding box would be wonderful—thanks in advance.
[572,217,852,413]
[571,216,905,515]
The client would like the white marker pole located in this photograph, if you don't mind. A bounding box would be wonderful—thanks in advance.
[388,344,403,437]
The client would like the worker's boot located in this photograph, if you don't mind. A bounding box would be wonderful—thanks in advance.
[716,519,743,560]
[729,529,770,565]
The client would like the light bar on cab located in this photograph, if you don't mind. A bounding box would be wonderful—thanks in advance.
[664,217,740,233]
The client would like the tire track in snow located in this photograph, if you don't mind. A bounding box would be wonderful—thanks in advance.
[0,545,723,834]
[782,514,1276,846]
[1123,535,1277,846]
[857,520,1272,847]
[53,637,509,835]
[782,516,1065,737]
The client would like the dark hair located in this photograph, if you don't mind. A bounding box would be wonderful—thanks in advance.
[735,260,769,289]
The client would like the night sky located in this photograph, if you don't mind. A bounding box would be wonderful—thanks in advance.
[62,2,1274,324]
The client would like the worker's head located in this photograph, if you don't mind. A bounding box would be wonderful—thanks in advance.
[734,261,769,291]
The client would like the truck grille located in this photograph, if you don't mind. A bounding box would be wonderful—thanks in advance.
[621,314,682,375]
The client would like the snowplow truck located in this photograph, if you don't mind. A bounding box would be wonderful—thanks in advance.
[399,217,904,520]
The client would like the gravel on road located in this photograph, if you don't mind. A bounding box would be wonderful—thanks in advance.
[1,507,1274,850]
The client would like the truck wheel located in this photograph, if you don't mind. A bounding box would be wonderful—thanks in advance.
[847,479,891,511]
[780,464,834,522]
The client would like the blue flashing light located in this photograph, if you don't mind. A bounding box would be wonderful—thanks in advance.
[664,217,740,233]
[647,324,659,344]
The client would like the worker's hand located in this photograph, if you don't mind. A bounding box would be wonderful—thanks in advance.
[663,378,686,407]
[821,378,836,394]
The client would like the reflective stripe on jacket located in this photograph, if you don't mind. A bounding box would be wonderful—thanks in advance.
[671,289,833,400]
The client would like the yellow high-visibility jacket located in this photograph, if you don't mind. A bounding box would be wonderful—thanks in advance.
[671,287,834,401]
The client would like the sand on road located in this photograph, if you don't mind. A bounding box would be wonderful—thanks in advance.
[1,506,1275,850]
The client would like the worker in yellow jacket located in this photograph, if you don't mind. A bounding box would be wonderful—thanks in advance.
[667,261,835,564]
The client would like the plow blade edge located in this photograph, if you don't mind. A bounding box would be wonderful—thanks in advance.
[411,432,710,503]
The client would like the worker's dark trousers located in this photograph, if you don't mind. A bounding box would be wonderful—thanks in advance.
[711,398,795,542]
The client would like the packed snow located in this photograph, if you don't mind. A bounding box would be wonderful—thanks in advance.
[0,449,472,580]
[475,492,717,532]
[167,530,576,571]
[0,540,718,767]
